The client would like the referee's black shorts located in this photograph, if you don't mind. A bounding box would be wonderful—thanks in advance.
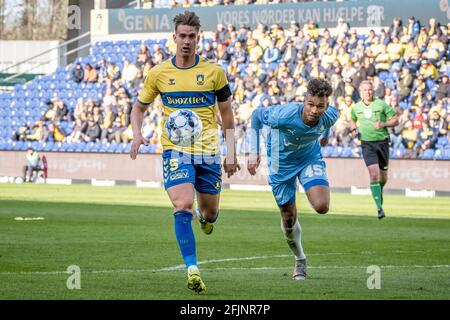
[361,139,390,171]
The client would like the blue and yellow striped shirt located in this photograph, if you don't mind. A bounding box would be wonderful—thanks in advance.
[137,54,229,155]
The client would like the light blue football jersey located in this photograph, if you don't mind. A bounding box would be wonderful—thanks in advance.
[250,102,338,182]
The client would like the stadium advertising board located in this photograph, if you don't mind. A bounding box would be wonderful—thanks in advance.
[1,152,450,192]
[96,0,449,35]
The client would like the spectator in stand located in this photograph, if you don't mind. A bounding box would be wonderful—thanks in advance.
[414,121,435,157]
[12,123,30,141]
[96,58,108,82]
[429,110,447,139]
[107,62,121,81]
[121,59,139,86]
[152,44,169,64]
[216,43,231,64]
[136,51,150,70]
[81,117,101,142]
[202,41,216,60]
[215,23,227,45]
[386,36,404,63]
[427,18,442,38]
[26,120,49,142]
[262,40,280,72]
[103,117,127,143]
[436,75,450,101]
[424,34,446,65]
[401,119,418,150]
[411,76,427,107]
[334,17,349,38]
[103,87,117,107]
[419,59,439,91]
[84,63,98,82]
[66,118,84,143]
[71,63,84,83]
[374,46,392,73]
[138,43,150,58]
[406,17,420,40]
[388,17,403,40]
[129,70,144,96]
[396,67,414,102]
[91,105,104,126]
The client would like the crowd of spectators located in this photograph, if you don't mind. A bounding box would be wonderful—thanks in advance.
[12,16,450,159]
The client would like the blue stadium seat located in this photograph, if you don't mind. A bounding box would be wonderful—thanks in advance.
[422,149,434,160]
[444,149,450,160]
[331,146,343,157]
[0,140,6,150]
[341,147,353,158]
[436,137,448,148]
[106,143,118,153]
[391,148,405,159]
[322,146,333,157]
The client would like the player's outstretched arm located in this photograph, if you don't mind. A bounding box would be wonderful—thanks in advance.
[319,129,329,147]
[130,101,149,160]
[218,97,241,178]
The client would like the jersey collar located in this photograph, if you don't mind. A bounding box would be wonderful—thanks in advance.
[171,54,199,70]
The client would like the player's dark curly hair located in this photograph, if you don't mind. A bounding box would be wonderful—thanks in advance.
[173,11,201,33]
[306,78,333,98]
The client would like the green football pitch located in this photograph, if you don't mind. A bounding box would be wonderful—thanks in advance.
[0,183,449,300]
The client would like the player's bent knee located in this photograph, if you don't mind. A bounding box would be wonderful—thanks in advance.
[172,202,194,213]
[314,203,329,214]
[200,208,219,222]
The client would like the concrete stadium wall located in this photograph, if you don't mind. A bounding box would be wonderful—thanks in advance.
[1,151,449,192]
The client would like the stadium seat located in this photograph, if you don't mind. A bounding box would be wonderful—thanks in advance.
[434,148,443,160]
[422,149,435,160]
[331,146,343,157]
[444,149,450,160]
[341,147,353,158]
[391,148,405,159]
[436,137,448,148]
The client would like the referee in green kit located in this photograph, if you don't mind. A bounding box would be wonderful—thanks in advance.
[350,80,399,219]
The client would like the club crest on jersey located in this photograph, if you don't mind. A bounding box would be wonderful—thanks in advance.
[364,109,372,119]
[168,79,175,85]
[196,74,205,85]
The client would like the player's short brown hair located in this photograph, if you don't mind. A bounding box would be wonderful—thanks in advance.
[173,11,201,33]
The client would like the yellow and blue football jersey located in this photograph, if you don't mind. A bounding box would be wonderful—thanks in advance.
[137,54,229,155]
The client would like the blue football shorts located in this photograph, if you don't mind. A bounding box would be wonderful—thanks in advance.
[269,159,329,207]
[162,150,222,194]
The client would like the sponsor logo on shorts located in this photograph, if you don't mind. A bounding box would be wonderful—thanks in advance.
[215,180,221,190]
[169,169,189,181]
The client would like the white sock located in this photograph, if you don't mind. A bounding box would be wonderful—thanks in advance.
[187,265,199,274]
[281,219,306,260]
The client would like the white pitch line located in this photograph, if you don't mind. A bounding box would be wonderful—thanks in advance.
[2,265,450,276]
[158,252,356,271]
[1,250,449,276]
[200,265,450,271]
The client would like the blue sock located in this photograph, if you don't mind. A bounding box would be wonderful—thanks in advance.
[174,210,197,268]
